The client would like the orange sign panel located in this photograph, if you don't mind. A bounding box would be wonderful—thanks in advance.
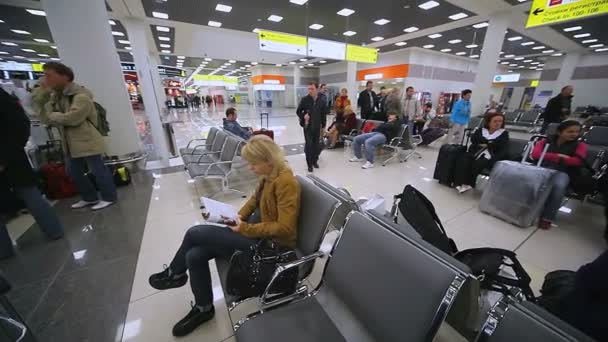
[356,64,409,81]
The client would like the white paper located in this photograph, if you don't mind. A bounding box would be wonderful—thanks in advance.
[199,197,238,223]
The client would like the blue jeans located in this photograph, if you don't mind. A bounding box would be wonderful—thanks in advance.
[353,132,386,163]
[542,171,570,221]
[0,186,64,258]
[170,225,256,306]
[68,155,117,202]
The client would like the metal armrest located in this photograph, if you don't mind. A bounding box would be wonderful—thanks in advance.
[204,160,234,176]
[260,251,325,305]
[348,129,360,136]
[186,138,207,149]
[412,134,423,145]
[388,137,403,146]
[188,143,213,155]
[193,151,221,163]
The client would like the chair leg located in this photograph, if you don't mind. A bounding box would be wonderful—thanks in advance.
[382,149,399,166]
[221,177,246,198]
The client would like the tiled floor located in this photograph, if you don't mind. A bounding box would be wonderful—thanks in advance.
[3,104,606,341]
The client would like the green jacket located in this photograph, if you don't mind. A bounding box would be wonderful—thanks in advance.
[33,83,106,158]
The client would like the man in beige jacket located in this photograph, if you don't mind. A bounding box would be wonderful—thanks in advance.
[401,86,422,136]
[34,62,116,210]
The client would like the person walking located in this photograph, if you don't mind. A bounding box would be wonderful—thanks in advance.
[540,85,573,134]
[0,87,64,259]
[297,82,328,173]
[357,81,376,120]
[402,86,422,135]
[449,89,472,144]
[34,62,117,211]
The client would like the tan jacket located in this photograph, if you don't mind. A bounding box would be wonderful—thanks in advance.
[34,83,106,158]
[238,167,301,247]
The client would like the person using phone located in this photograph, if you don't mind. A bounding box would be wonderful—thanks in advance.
[148,135,301,337]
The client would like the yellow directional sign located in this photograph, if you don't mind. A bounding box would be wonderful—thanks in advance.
[258,30,307,55]
[32,63,44,72]
[346,44,378,64]
[526,0,608,28]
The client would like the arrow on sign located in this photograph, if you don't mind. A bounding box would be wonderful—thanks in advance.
[261,34,266,38]
[533,8,544,15]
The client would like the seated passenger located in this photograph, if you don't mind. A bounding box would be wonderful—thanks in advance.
[531,120,587,229]
[349,112,401,169]
[222,107,252,140]
[454,112,509,193]
[149,135,301,337]
[326,105,357,148]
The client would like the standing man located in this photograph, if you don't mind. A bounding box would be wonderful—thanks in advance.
[297,82,328,173]
[540,85,573,133]
[35,62,117,210]
[0,87,64,259]
[376,86,388,119]
[449,89,472,144]
[402,86,422,134]
[320,83,331,110]
[358,81,376,120]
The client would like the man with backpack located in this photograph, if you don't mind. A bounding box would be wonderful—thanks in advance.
[35,62,116,210]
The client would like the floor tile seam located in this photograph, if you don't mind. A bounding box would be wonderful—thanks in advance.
[26,252,70,321]
[442,205,477,225]
[513,227,541,253]
[219,334,236,342]
[52,254,137,280]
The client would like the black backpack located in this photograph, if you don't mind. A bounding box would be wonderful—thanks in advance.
[391,184,535,300]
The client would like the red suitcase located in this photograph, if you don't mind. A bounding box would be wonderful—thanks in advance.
[253,129,274,140]
[40,162,77,199]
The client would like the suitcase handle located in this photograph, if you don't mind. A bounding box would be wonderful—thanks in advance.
[260,112,269,129]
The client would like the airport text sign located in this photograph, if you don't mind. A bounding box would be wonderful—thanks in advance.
[526,0,608,28]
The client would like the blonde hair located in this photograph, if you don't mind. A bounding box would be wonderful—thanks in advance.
[344,105,354,115]
[241,135,287,175]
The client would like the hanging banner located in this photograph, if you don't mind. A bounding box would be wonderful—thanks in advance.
[346,44,378,64]
[526,0,608,28]
[258,30,307,55]
[307,38,346,60]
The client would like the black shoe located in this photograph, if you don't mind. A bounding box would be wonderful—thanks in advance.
[149,265,188,290]
[172,304,215,337]
[313,162,319,169]
[307,166,314,172]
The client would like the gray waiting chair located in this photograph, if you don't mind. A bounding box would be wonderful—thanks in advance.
[381,124,422,166]
[504,111,521,125]
[306,174,360,231]
[179,127,219,156]
[216,175,340,312]
[235,212,466,342]
[187,136,244,197]
[183,130,228,165]
[475,298,595,342]
[583,126,608,171]
[515,110,542,128]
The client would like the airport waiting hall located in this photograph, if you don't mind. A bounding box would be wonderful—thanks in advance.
[0,0,607,341]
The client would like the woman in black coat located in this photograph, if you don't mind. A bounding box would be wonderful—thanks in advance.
[454,112,510,193]
[0,87,63,259]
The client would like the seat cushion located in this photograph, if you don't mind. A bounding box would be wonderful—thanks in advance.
[183,153,217,164]
[187,163,229,178]
[235,297,346,342]
[215,257,240,306]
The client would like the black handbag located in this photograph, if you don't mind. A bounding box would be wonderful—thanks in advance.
[226,239,298,299]
[536,270,577,315]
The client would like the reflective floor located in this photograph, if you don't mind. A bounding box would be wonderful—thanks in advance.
[2,104,605,341]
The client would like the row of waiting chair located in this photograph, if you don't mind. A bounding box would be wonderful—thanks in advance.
[209,174,594,341]
[180,127,247,197]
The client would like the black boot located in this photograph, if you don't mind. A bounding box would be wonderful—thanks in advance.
[313,162,319,169]
[149,266,188,290]
[172,304,215,337]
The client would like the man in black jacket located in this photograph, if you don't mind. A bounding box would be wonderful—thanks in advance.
[0,87,64,259]
[358,81,377,120]
[297,82,328,172]
[540,85,573,133]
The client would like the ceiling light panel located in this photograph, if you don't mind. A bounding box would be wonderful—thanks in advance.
[21,48,35,52]
[158,36,170,41]
[440,48,452,52]
[542,49,555,53]
[374,19,391,25]
[215,4,232,12]
[573,33,590,38]
[423,44,434,49]
[160,44,171,48]
[161,49,171,53]
[473,22,489,28]
[448,39,462,44]
[449,13,468,20]
[208,21,222,27]
[582,39,598,43]
[371,36,384,41]
[343,31,356,36]
[563,26,582,32]
[403,26,419,33]
[469,55,479,58]
[428,33,442,39]
[337,8,355,16]
[11,30,31,35]
[267,15,283,22]
[465,44,478,48]
[152,12,169,19]
[418,1,440,10]
[2,42,18,46]
[532,45,545,50]
[290,0,309,4]
[589,44,604,48]
[596,48,608,52]
[112,31,125,36]
[455,52,466,55]
[309,24,324,30]
[156,26,170,32]
[109,20,116,25]
[395,42,407,46]
[521,41,535,46]
[508,36,523,41]
[33,38,49,43]
[26,9,46,16]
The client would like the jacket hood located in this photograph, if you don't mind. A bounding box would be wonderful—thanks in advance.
[62,82,93,99]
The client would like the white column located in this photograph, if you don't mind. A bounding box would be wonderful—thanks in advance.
[346,61,358,108]
[293,66,301,107]
[123,18,171,165]
[471,14,510,116]
[42,0,141,158]
[553,52,581,93]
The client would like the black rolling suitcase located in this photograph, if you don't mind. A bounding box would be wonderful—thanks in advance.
[433,144,466,186]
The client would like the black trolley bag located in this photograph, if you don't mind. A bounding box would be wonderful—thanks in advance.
[433,128,472,186]
[390,184,535,300]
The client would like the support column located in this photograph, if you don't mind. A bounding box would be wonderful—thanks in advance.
[552,52,581,93]
[124,19,171,165]
[471,14,510,116]
[346,61,358,109]
[293,66,301,107]
[42,0,141,158]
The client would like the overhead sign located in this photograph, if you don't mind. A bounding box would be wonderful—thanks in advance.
[259,30,307,55]
[530,80,540,87]
[346,44,378,64]
[158,66,186,78]
[192,74,239,87]
[307,38,346,60]
[0,62,34,71]
[493,73,521,83]
[526,0,608,28]
[121,63,136,72]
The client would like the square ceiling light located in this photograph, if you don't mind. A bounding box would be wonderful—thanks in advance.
[473,22,489,28]
[343,31,357,36]
[521,41,535,46]
[418,1,440,10]
[403,26,419,33]
[508,36,522,41]
[156,26,170,32]
[11,29,31,35]
[159,36,170,41]
[205,57,212,61]
[309,24,323,30]
[523,59,532,62]
[118,40,130,44]
[514,57,524,60]
[33,38,49,43]
[337,8,355,16]
[374,18,390,25]
[161,49,171,53]
[448,39,462,44]
[215,4,232,12]
[395,41,407,46]
[290,0,309,4]
[112,31,125,36]
[152,12,169,19]
[26,9,46,16]
[552,52,563,56]
[563,26,582,32]
[423,44,434,49]
[208,21,222,27]
[252,28,261,33]
[469,55,479,58]
[500,61,509,64]
[504,54,515,58]
[109,20,116,25]
[449,12,468,20]
[160,43,171,48]
[371,36,384,41]
[319,60,327,63]
[465,44,478,48]
[455,52,466,55]
[573,33,590,38]
[268,15,283,22]
[428,33,442,39]
[440,48,451,52]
